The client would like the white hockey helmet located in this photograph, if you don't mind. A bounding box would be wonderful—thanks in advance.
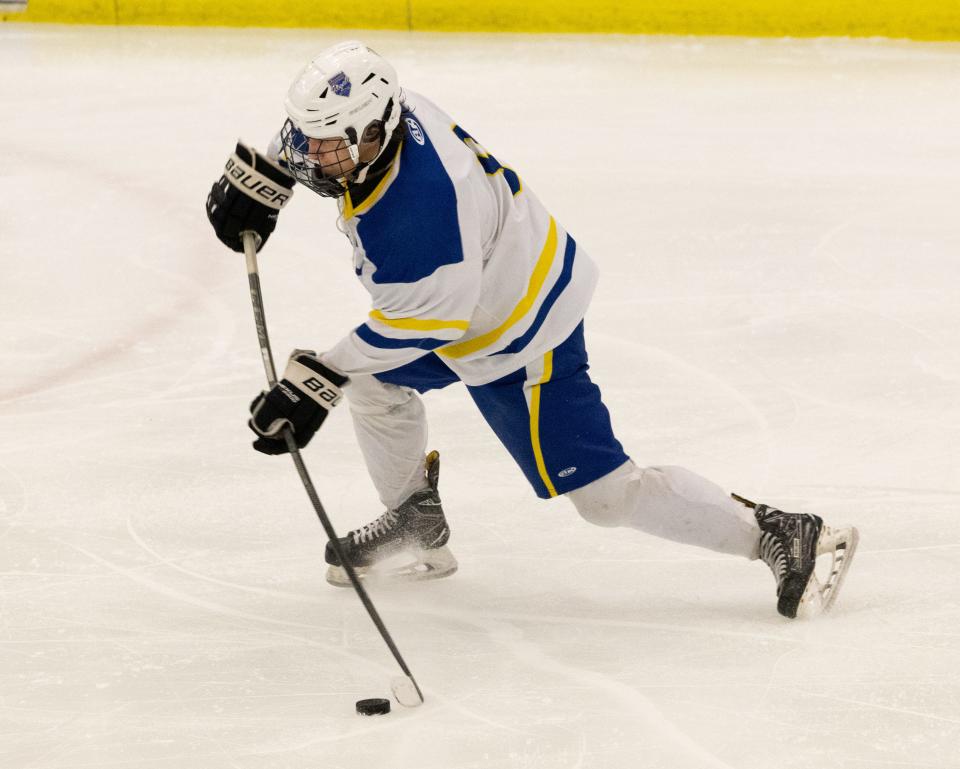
[280,41,402,197]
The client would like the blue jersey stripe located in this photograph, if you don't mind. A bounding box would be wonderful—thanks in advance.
[501,167,522,197]
[355,323,450,351]
[493,233,577,357]
[356,113,464,285]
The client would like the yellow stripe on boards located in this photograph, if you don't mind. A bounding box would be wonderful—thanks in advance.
[411,0,960,39]
[529,350,558,498]
[1,0,406,27]
[369,310,469,332]
[4,0,960,41]
[440,217,558,360]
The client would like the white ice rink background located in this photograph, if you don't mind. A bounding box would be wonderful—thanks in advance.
[1,25,959,769]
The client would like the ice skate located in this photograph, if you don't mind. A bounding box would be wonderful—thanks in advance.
[325,450,457,587]
[733,493,859,619]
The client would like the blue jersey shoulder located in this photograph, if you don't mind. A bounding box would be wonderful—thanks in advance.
[354,113,464,285]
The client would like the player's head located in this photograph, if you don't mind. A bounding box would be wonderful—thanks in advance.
[279,41,402,198]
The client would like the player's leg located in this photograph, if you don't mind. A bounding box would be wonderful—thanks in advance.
[469,322,857,617]
[548,325,858,617]
[569,465,858,617]
[467,323,756,554]
[345,372,431,511]
[567,461,761,558]
[324,356,460,586]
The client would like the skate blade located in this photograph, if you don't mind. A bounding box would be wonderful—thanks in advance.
[796,525,859,619]
[325,545,458,588]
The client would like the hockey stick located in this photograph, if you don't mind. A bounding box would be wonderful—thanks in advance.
[240,230,424,708]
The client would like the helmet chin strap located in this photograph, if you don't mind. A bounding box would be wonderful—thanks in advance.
[342,126,398,188]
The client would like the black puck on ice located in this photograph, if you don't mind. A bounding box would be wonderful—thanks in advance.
[356,698,391,716]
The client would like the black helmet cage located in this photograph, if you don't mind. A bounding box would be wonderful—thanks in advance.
[279,97,397,199]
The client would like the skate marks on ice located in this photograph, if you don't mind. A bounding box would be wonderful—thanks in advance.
[408,603,741,769]
[124,513,607,751]
[395,585,960,767]
[93,513,725,767]
[37,536,535,764]
[0,141,238,410]
[7,504,956,769]
[125,513,327,605]
[0,460,28,527]
[123,512,572,744]
[120,519,536,717]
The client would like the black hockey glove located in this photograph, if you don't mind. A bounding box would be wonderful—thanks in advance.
[206,141,295,253]
[248,351,348,455]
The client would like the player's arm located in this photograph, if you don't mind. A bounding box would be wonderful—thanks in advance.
[245,262,480,456]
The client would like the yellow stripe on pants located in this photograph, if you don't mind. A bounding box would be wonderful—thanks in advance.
[529,350,558,498]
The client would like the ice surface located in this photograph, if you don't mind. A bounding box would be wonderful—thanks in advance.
[1,25,959,769]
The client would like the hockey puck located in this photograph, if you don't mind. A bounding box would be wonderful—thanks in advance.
[356,698,391,716]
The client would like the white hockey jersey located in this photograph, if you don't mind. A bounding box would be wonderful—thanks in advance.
[278,91,598,387]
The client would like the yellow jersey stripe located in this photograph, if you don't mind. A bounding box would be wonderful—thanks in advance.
[343,144,404,219]
[440,216,558,359]
[369,310,470,332]
[530,351,558,498]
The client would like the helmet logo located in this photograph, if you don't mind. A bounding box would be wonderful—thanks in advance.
[327,72,352,97]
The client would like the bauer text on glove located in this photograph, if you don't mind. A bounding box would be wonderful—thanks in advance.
[248,352,348,455]
[206,141,295,253]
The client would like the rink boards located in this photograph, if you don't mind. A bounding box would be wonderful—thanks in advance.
[3,0,960,41]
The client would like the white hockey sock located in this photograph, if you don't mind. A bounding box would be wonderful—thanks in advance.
[346,374,430,510]
[567,461,761,559]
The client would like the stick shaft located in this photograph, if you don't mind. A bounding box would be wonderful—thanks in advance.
[241,232,423,703]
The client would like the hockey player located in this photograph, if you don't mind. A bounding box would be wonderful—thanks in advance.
[206,41,858,619]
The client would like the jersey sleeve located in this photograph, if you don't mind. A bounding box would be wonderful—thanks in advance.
[265,131,283,164]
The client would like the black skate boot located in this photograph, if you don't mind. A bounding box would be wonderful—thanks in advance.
[733,493,859,619]
[325,450,457,587]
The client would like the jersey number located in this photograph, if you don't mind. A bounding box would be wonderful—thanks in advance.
[452,125,523,197]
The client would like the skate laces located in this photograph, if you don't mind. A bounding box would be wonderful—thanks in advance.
[755,505,793,585]
[758,533,789,583]
[755,506,820,583]
[353,509,400,545]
